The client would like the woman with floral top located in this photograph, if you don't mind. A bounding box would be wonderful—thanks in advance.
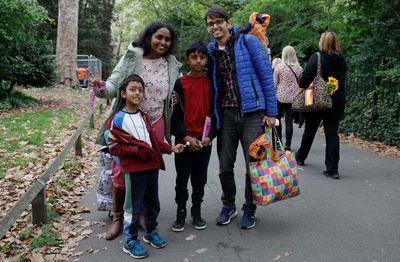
[93,21,182,240]
[273,45,303,151]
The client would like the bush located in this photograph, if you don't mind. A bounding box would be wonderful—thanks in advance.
[0,0,56,100]
[0,89,39,110]
[340,77,400,147]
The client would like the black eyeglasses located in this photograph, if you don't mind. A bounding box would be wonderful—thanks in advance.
[206,19,226,28]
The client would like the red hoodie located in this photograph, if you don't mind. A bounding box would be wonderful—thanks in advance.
[105,111,172,173]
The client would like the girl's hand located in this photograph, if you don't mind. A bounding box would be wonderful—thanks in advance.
[184,136,201,151]
[90,71,106,97]
[201,137,211,147]
[172,144,185,153]
[171,91,178,106]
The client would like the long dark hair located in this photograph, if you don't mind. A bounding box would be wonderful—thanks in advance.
[132,21,177,57]
[113,74,145,113]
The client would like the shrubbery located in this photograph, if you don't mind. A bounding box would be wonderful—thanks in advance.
[0,0,56,107]
[340,75,400,147]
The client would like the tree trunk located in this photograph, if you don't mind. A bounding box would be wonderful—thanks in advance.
[56,0,79,87]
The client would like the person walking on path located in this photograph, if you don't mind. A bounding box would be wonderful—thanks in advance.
[93,21,182,240]
[273,45,303,151]
[204,6,277,229]
[105,74,184,259]
[170,41,217,232]
[295,31,348,179]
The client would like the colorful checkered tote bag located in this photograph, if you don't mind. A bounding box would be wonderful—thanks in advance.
[248,128,300,206]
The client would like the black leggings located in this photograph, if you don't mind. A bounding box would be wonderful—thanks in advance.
[276,102,294,148]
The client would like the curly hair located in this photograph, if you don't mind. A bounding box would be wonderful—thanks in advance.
[132,21,178,57]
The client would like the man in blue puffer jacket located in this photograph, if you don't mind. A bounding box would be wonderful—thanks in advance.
[205,6,277,229]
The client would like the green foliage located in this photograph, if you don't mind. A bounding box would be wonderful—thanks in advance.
[47,205,59,222]
[0,90,39,110]
[78,0,115,77]
[55,175,72,188]
[340,81,400,147]
[30,224,59,249]
[0,0,56,99]
[19,229,32,241]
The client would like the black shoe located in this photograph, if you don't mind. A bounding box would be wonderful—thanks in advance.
[295,153,305,166]
[284,146,291,151]
[193,216,207,230]
[240,205,256,229]
[297,160,305,166]
[323,170,340,179]
[171,208,186,232]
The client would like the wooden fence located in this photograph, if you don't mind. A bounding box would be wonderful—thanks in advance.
[0,102,104,240]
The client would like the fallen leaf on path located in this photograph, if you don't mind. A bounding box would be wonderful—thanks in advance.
[195,248,207,254]
[185,234,197,241]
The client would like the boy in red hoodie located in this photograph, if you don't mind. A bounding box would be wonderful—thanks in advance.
[105,74,184,259]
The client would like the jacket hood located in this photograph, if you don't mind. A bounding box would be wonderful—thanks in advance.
[320,52,346,68]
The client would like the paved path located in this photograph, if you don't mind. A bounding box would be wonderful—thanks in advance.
[74,127,400,262]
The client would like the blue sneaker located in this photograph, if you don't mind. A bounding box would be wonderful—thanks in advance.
[143,231,166,249]
[216,206,238,225]
[240,205,256,229]
[123,239,148,259]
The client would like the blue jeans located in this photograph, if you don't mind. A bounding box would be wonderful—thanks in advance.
[217,108,264,209]
[124,169,159,243]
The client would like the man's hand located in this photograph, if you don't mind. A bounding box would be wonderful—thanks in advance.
[262,116,276,128]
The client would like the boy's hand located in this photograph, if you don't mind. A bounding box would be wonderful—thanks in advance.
[184,136,201,151]
[201,137,211,147]
[171,91,178,106]
[172,144,185,153]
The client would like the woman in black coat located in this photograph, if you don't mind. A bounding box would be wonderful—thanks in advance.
[295,31,348,179]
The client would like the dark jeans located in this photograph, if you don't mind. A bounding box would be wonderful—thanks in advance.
[276,102,294,148]
[127,170,159,241]
[296,111,340,174]
[174,146,212,213]
[217,108,264,209]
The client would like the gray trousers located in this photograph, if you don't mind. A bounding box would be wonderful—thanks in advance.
[217,108,264,209]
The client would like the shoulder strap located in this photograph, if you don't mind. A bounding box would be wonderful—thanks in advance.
[316,52,322,76]
[286,63,299,84]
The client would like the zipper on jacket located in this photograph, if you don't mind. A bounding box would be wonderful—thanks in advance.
[251,80,259,107]
[230,43,243,117]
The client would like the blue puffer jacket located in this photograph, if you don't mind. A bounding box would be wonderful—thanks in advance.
[207,26,277,129]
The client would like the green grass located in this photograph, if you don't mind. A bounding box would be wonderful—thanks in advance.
[30,224,59,249]
[0,109,77,178]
